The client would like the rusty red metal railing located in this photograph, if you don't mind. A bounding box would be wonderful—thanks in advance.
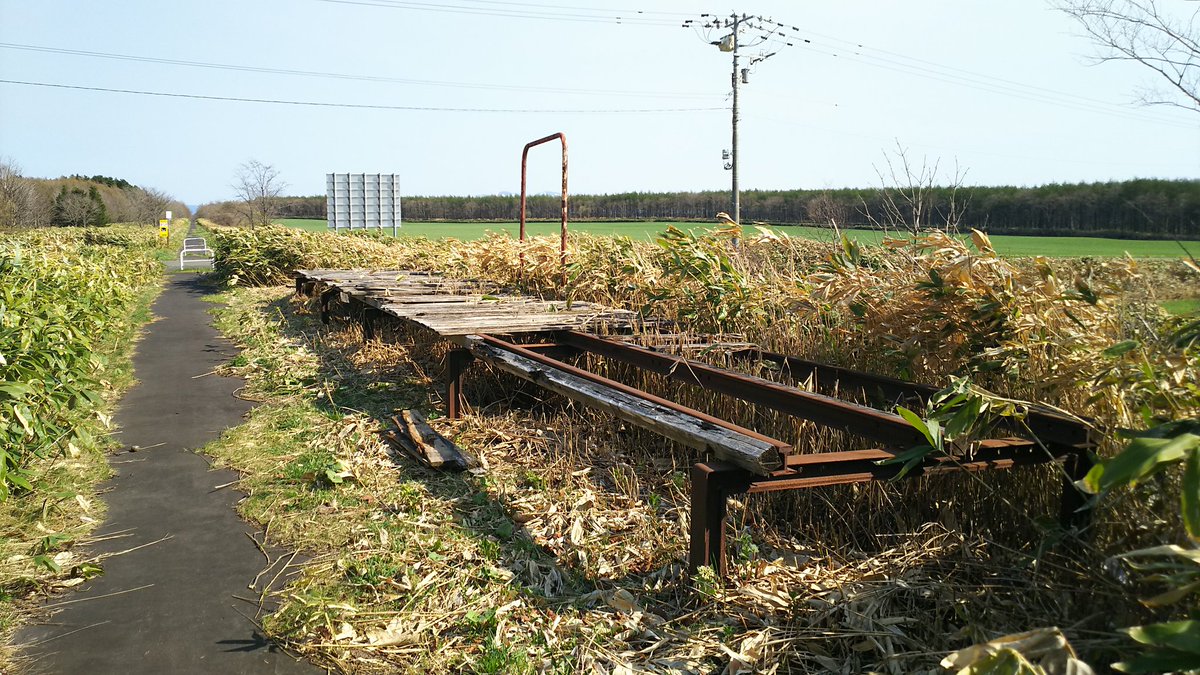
[519,132,568,286]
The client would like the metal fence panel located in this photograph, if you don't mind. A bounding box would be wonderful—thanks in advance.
[326,173,402,234]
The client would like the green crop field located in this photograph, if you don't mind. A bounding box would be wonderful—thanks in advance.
[277,218,1200,258]
[277,218,682,241]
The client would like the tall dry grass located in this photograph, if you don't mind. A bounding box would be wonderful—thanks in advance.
[209,222,1199,668]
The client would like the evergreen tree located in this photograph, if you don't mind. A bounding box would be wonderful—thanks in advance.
[51,186,69,227]
[87,186,108,226]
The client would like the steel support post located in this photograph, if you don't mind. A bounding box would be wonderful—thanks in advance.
[446,348,475,420]
[319,288,339,324]
[689,462,752,578]
[362,306,384,342]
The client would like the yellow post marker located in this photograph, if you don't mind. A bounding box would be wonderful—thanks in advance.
[158,220,169,246]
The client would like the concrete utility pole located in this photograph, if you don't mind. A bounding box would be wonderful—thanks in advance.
[729,13,742,226]
[685,11,793,228]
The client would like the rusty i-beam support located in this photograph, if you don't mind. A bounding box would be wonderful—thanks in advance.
[519,132,568,286]
[474,333,790,455]
[558,331,927,448]
[689,462,753,577]
[446,348,475,420]
[362,306,384,342]
[732,346,1094,449]
[319,287,339,324]
[688,443,1094,576]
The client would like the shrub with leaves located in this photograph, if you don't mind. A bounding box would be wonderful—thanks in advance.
[0,226,160,498]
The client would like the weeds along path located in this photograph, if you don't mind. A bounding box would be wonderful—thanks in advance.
[15,276,322,675]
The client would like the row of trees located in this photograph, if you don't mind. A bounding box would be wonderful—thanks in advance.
[199,179,1200,239]
[0,160,189,229]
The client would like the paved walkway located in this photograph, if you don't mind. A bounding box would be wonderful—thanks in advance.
[16,275,322,674]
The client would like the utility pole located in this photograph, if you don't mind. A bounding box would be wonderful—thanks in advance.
[685,12,789,227]
[729,13,741,226]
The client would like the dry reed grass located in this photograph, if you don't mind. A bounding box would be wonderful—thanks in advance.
[202,223,1197,672]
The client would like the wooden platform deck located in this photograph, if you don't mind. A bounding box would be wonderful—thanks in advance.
[295,269,639,337]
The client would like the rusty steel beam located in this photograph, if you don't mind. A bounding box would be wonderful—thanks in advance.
[519,132,569,286]
[319,287,339,324]
[751,444,1058,494]
[476,334,792,454]
[445,348,475,420]
[559,331,926,448]
[688,462,753,577]
[731,347,931,406]
[735,347,1094,449]
[690,444,1091,577]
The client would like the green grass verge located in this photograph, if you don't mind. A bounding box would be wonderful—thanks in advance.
[0,283,162,665]
[277,218,1200,258]
[203,287,570,673]
[1162,298,1200,315]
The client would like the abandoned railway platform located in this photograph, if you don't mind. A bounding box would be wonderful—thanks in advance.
[295,268,1096,576]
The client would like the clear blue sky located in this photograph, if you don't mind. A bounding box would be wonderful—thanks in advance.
[1,0,1197,207]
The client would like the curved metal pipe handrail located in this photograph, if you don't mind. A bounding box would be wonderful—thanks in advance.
[519,132,568,285]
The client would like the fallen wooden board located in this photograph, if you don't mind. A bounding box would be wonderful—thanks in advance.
[390,411,470,470]
[464,337,782,475]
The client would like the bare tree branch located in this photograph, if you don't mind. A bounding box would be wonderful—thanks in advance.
[232,160,286,228]
[0,158,37,229]
[1059,0,1200,112]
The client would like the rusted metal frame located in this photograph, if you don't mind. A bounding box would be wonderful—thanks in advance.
[520,343,582,361]
[294,276,318,297]
[446,348,475,420]
[756,442,1065,493]
[319,287,339,324]
[361,304,384,343]
[731,347,931,408]
[735,347,1093,448]
[689,462,753,577]
[689,443,1092,577]
[557,331,926,448]
[476,333,792,455]
[519,132,568,286]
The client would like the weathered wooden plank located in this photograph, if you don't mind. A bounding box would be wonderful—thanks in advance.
[464,337,782,474]
[380,301,573,316]
[387,306,615,322]
[422,318,628,336]
[394,410,470,470]
[300,269,635,338]
[367,295,487,307]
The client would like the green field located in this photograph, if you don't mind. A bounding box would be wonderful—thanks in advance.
[1162,298,1200,315]
[278,218,678,241]
[277,219,1200,258]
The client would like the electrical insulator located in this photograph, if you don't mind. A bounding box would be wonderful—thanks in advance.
[741,68,750,84]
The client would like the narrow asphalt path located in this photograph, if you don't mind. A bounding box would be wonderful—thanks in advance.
[16,273,322,674]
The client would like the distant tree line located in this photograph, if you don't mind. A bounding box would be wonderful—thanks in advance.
[0,160,189,229]
[195,179,1200,239]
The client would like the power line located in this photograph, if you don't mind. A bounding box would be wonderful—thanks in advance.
[0,42,717,100]
[747,112,1197,169]
[0,78,724,114]
[682,12,798,226]
[676,12,1194,130]
[450,0,693,17]
[314,0,681,26]
[751,20,1196,130]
